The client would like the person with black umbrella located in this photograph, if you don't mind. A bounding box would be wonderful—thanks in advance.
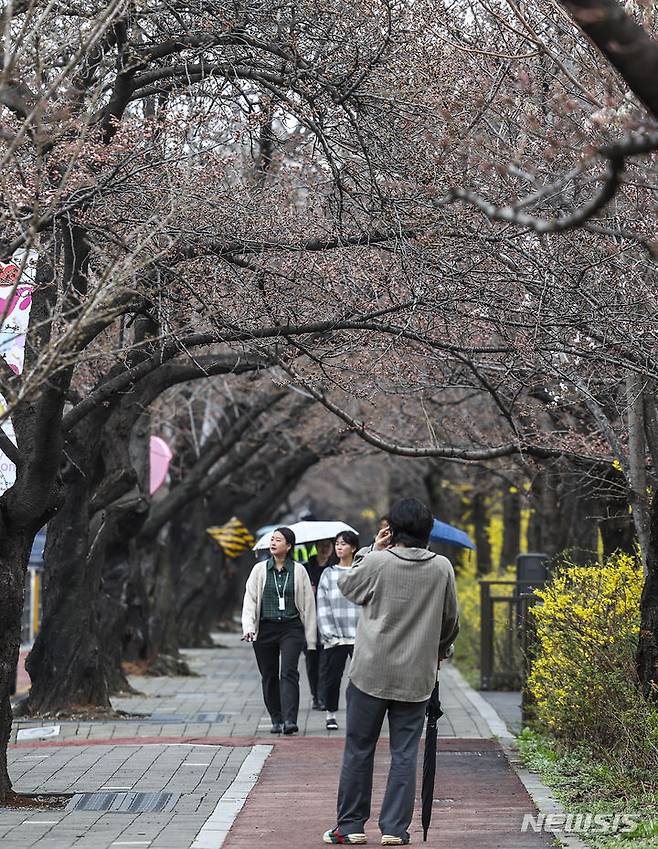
[322,498,459,846]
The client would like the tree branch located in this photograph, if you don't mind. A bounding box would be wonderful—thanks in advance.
[0,427,20,466]
[139,389,286,537]
[446,131,658,234]
[559,0,658,118]
[276,359,604,464]
[62,350,267,431]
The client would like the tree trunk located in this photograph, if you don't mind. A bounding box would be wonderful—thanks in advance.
[472,489,492,575]
[500,487,521,570]
[214,561,243,625]
[558,0,658,120]
[527,472,561,554]
[174,502,224,647]
[115,546,151,666]
[96,500,149,693]
[123,528,191,675]
[626,371,650,570]
[600,496,636,556]
[30,372,155,705]
[0,248,77,797]
[29,400,147,710]
[637,491,658,700]
[558,487,598,564]
[26,432,111,713]
[146,533,180,661]
[527,468,598,559]
[0,526,32,804]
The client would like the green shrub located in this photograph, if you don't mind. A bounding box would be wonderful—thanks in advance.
[528,553,658,779]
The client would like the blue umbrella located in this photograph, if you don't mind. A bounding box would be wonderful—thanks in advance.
[430,519,475,550]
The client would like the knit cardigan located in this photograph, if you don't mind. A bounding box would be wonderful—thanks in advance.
[241,560,317,649]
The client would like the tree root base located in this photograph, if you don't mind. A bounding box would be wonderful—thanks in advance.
[145,654,197,678]
[1,791,70,810]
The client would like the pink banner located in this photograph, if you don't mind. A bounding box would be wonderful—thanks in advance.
[0,249,38,493]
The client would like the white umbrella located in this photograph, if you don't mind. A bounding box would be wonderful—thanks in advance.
[252,520,357,551]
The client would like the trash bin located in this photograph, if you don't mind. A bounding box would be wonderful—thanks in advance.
[516,552,549,591]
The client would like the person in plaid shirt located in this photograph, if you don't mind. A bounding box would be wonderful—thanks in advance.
[316,531,361,731]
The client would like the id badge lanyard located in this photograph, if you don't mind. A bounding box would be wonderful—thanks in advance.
[275,569,289,611]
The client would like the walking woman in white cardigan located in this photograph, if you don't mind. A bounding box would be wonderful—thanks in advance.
[242,527,316,734]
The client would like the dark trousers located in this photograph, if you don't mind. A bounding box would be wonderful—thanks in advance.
[253,619,306,724]
[305,643,323,701]
[321,645,353,712]
[337,682,428,840]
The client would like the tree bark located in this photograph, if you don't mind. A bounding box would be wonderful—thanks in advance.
[174,500,227,648]
[119,526,192,676]
[146,532,181,662]
[27,397,150,710]
[626,371,650,570]
[472,483,492,575]
[95,498,150,694]
[527,472,560,553]
[500,487,521,570]
[643,388,658,472]
[526,468,599,559]
[0,526,32,803]
[600,495,636,556]
[26,427,111,713]
[559,0,658,119]
[637,491,658,700]
[26,381,141,712]
[0,249,73,800]
[558,486,599,564]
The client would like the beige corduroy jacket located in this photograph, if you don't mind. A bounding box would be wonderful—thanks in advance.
[241,560,317,649]
[338,546,459,702]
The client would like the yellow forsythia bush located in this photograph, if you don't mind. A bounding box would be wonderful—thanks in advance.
[527,553,654,754]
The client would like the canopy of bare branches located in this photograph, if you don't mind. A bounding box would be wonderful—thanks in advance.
[0,0,657,805]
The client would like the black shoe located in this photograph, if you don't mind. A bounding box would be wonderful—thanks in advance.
[326,717,338,731]
[283,721,298,735]
[312,699,326,711]
[270,722,283,734]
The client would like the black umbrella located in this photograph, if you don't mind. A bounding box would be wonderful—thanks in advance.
[421,681,443,842]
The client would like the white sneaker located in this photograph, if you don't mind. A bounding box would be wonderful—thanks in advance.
[323,829,368,844]
[381,836,409,845]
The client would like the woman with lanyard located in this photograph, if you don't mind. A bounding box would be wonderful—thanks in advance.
[242,527,316,734]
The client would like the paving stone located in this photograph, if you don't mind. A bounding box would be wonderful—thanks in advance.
[5,633,533,849]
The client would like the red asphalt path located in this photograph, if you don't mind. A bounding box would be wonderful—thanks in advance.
[224,737,554,849]
[9,735,553,848]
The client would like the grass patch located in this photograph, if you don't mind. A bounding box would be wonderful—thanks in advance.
[516,728,658,849]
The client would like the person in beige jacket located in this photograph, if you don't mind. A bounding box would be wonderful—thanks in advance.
[242,527,316,735]
[323,498,459,847]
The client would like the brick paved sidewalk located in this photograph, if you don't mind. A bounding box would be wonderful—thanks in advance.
[3,633,555,849]
[3,734,552,849]
[10,634,493,743]
[3,742,251,849]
